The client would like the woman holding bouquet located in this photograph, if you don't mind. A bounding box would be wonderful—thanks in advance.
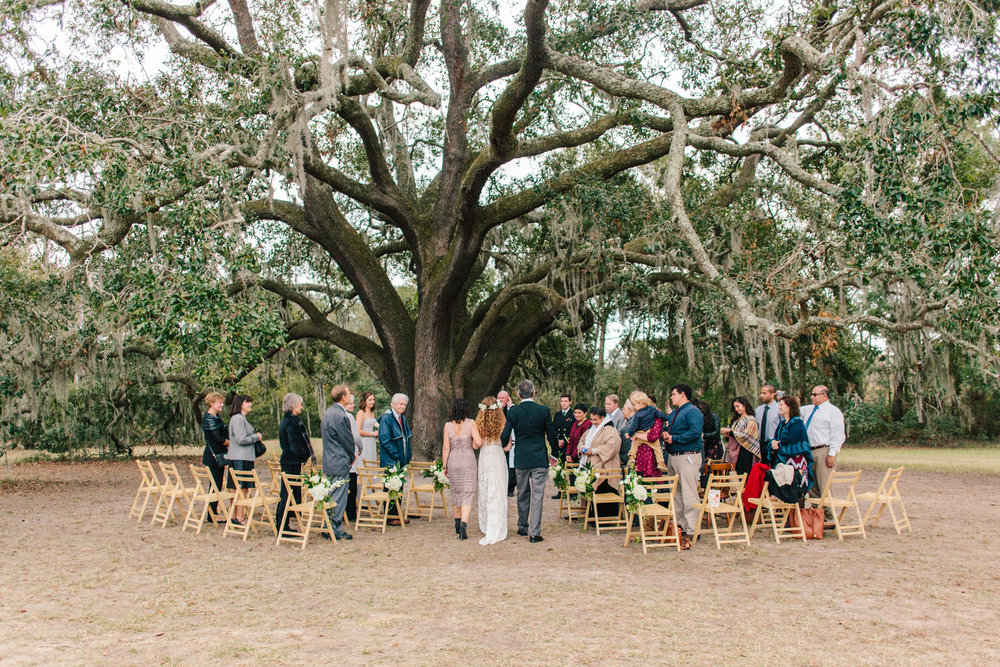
[475,396,509,545]
[442,398,482,540]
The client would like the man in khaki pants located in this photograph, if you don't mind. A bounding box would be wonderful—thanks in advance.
[802,385,845,511]
[663,384,704,549]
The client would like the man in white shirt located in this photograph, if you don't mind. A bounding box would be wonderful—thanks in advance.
[754,385,780,449]
[801,385,845,500]
[498,390,517,497]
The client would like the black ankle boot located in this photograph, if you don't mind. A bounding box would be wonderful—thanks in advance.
[459,521,468,540]
[454,518,461,535]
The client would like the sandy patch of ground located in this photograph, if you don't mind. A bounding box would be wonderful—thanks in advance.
[1,456,998,665]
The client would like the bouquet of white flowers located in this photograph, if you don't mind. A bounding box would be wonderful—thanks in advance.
[573,463,597,499]
[302,472,347,509]
[383,462,409,500]
[548,460,569,492]
[622,469,649,514]
[423,458,449,491]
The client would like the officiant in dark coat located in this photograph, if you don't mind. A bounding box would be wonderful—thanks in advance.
[500,379,557,543]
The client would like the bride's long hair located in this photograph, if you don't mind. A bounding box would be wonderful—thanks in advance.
[476,396,506,441]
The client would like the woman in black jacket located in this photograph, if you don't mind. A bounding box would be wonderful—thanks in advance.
[276,392,316,533]
[200,392,229,519]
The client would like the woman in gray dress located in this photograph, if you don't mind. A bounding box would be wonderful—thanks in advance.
[442,398,482,540]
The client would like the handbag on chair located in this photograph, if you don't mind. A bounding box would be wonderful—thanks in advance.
[787,507,824,539]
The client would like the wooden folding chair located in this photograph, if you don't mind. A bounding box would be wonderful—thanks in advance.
[150,462,196,528]
[355,466,405,534]
[404,461,450,522]
[747,481,806,544]
[129,460,167,522]
[558,462,587,523]
[266,459,283,499]
[858,466,911,534]
[692,473,750,549]
[275,473,334,549]
[811,469,867,541]
[623,476,682,553]
[583,469,628,534]
[223,468,278,541]
[182,464,234,534]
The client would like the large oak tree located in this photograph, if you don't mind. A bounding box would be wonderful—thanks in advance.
[2,0,997,454]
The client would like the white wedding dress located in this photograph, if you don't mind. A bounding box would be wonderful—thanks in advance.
[477,439,508,545]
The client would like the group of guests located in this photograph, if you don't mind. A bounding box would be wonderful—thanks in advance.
[199,379,846,550]
[199,387,414,541]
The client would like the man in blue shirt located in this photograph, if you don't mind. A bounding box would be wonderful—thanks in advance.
[663,383,704,547]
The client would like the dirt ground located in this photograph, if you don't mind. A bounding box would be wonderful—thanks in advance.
[1,456,998,666]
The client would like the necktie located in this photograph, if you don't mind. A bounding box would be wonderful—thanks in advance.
[761,405,769,440]
[806,405,819,430]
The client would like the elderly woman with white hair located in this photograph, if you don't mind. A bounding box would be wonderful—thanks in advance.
[275,392,315,534]
[378,392,413,525]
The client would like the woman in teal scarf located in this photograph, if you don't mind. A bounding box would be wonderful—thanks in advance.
[767,395,814,497]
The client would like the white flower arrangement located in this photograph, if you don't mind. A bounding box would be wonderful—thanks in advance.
[423,458,450,491]
[383,462,409,500]
[623,469,649,513]
[574,463,597,499]
[303,473,347,508]
[477,402,501,411]
[548,461,569,491]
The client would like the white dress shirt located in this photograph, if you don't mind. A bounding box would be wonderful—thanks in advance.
[802,401,846,456]
[754,401,780,444]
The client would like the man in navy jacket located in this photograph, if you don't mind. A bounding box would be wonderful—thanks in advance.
[663,383,704,545]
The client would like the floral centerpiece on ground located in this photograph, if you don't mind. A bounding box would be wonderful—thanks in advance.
[303,473,347,509]
[574,463,597,500]
[383,462,408,500]
[622,469,649,514]
[423,458,449,491]
[548,460,570,492]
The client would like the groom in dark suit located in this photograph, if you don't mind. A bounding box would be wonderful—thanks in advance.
[500,379,557,543]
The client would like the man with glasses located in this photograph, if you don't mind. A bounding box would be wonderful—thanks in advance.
[802,385,845,504]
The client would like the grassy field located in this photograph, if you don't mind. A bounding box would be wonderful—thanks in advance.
[838,445,1000,476]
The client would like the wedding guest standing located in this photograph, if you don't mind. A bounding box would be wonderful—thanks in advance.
[550,393,574,498]
[276,393,315,533]
[663,384,704,549]
[695,399,722,462]
[322,385,361,540]
[497,390,517,497]
[801,385,845,499]
[378,393,413,526]
[566,403,592,463]
[226,395,263,525]
[476,397,509,545]
[579,406,622,518]
[350,391,378,522]
[442,398,482,540]
[755,384,780,452]
[604,394,625,431]
[200,392,229,519]
[617,399,636,469]
[552,393,574,460]
[720,396,760,475]
[767,395,814,501]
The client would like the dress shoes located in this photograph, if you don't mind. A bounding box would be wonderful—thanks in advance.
[517,529,528,536]
[550,493,561,499]
[334,532,353,541]
[529,535,544,543]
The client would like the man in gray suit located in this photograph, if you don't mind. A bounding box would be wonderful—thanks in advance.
[605,394,625,432]
[321,384,361,540]
[500,379,557,543]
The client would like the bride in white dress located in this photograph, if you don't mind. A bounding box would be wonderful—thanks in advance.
[475,396,509,545]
